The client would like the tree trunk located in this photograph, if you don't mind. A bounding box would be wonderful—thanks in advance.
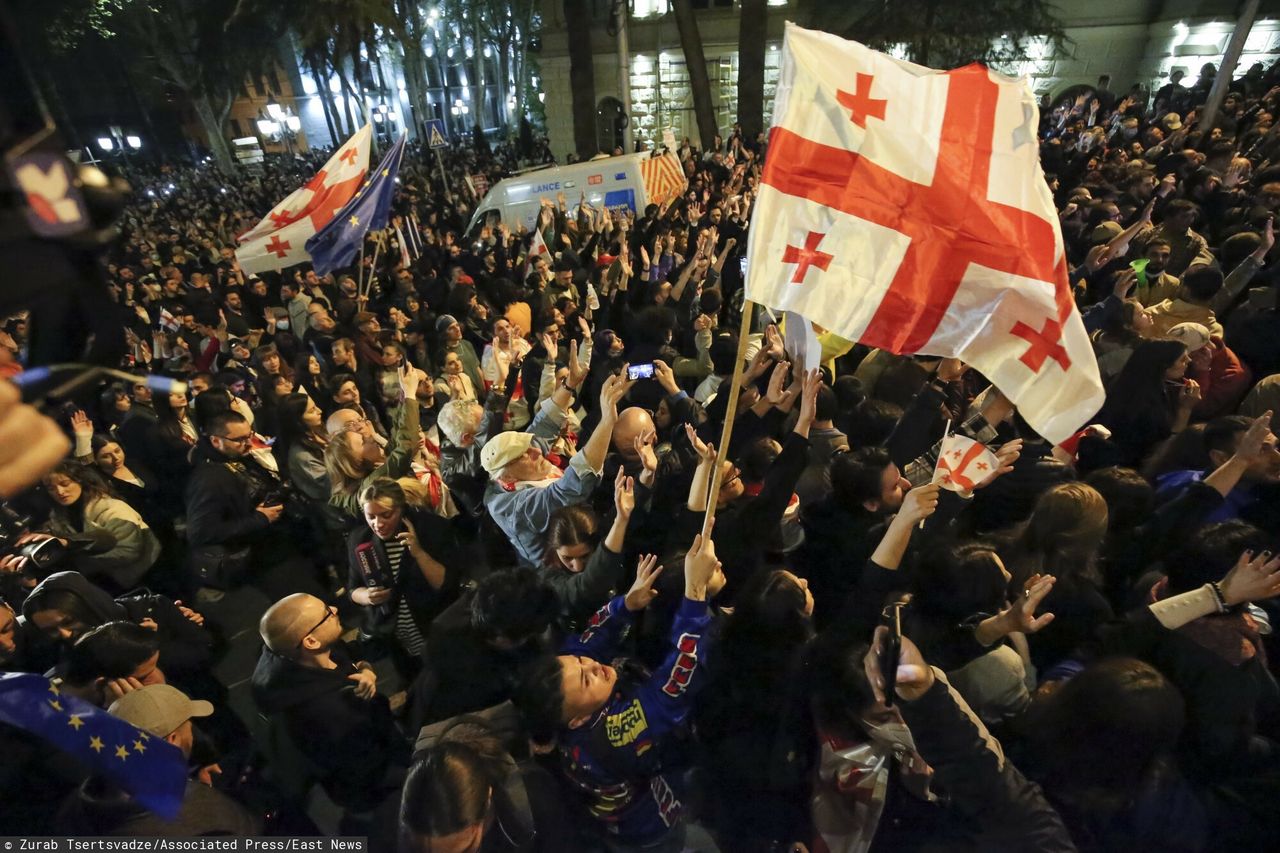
[737,0,768,140]
[671,0,718,151]
[498,34,513,131]
[471,17,487,130]
[919,0,937,67]
[192,91,234,172]
[514,0,535,142]
[402,48,428,139]
[564,0,598,158]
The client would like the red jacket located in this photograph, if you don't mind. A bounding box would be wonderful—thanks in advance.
[1190,338,1251,420]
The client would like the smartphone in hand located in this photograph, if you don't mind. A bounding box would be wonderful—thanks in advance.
[627,363,655,381]
[879,597,910,707]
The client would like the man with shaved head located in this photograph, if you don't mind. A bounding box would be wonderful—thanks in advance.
[250,593,408,810]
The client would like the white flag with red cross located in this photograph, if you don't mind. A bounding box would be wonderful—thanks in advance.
[235,124,373,274]
[932,433,1000,492]
[522,227,550,278]
[744,24,1102,443]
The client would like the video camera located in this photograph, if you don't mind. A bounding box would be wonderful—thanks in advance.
[0,504,66,575]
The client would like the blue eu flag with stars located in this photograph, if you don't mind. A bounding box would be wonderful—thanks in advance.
[306,131,408,276]
[0,671,187,818]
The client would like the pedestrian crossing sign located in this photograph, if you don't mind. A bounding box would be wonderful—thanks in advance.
[425,119,448,149]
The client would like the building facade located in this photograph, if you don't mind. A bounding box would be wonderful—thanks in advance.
[536,0,1280,160]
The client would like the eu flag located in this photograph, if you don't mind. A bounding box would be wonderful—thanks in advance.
[0,671,188,818]
[306,131,408,276]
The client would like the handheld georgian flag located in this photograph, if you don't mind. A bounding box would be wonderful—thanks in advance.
[932,433,1000,492]
[305,132,408,277]
[522,227,550,278]
[235,124,373,274]
[0,672,187,818]
[745,24,1103,443]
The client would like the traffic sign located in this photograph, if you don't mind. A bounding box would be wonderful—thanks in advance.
[425,119,448,149]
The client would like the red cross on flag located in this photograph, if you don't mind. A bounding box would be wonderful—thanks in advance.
[931,433,1000,492]
[235,124,373,274]
[522,226,550,278]
[744,25,1102,443]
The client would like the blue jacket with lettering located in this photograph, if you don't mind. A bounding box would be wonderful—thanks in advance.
[554,595,714,844]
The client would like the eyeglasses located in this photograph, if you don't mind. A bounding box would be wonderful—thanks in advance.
[342,417,371,432]
[296,607,335,648]
[216,433,253,446]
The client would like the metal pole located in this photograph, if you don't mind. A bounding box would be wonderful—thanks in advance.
[1197,0,1260,134]
[617,0,634,153]
[435,147,451,193]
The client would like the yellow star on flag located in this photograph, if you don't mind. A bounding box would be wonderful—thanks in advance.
[68,714,84,731]
[382,168,389,176]
[89,736,104,753]
[48,682,60,695]
[349,214,360,227]
[133,739,147,754]
[48,699,63,712]
[115,744,129,761]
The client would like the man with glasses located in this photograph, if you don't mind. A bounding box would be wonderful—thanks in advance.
[185,411,322,599]
[251,592,408,812]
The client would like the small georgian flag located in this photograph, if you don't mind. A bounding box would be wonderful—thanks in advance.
[932,433,999,492]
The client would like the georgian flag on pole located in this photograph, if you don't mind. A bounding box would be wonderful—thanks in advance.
[522,226,550,278]
[235,124,373,274]
[744,24,1103,444]
[932,433,1001,492]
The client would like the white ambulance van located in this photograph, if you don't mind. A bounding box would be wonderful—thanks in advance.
[466,151,686,235]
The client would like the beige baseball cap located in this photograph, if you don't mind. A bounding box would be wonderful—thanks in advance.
[109,684,213,738]
[1167,322,1211,353]
[480,431,536,476]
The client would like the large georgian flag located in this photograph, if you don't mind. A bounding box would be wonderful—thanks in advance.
[236,124,373,274]
[745,24,1103,443]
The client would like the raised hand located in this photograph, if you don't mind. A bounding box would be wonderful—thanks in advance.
[598,371,635,423]
[70,410,94,437]
[897,483,941,526]
[998,574,1057,634]
[684,423,715,465]
[1220,549,1280,605]
[614,467,636,519]
[763,361,791,405]
[683,531,722,601]
[864,625,933,704]
[625,554,664,612]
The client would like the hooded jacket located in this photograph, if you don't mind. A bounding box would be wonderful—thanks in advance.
[250,641,408,810]
[21,571,213,679]
[46,496,162,590]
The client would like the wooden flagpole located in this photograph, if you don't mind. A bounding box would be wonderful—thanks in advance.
[701,298,756,538]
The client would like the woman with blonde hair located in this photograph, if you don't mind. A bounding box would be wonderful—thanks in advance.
[326,363,426,518]
[1000,481,1113,673]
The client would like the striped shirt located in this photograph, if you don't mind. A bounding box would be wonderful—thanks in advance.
[382,535,427,657]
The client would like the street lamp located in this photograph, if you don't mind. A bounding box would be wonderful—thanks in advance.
[126,135,142,149]
[97,137,114,151]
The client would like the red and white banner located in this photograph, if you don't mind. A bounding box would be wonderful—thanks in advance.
[522,227,550,278]
[236,124,373,274]
[640,152,687,209]
[932,433,1000,492]
[744,25,1102,443]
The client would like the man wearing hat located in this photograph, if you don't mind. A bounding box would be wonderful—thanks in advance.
[57,684,258,835]
[483,371,632,567]
[1169,322,1252,420]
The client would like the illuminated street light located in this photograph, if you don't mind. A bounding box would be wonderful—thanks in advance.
[97,137,114,151]
[125,135,142,149]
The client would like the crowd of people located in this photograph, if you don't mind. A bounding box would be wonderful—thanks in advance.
[4,56,1280,852]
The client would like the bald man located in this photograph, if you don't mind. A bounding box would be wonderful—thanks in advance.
[250,593,408,810]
